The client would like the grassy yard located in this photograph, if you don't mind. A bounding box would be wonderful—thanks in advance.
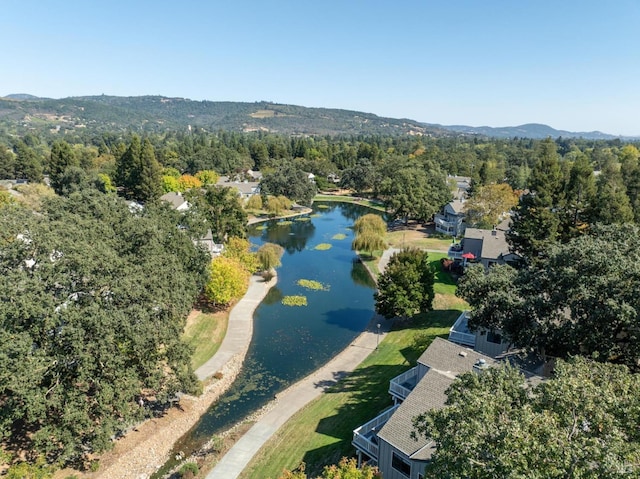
[182,309,228,370]
[385,229,452,252]
[239,258,467,479]
[239,309,460,479]
[313,194,386,212]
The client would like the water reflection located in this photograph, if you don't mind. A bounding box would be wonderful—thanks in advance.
[253,217,317,253]
[158,202,377,475]
[351,259,377,288]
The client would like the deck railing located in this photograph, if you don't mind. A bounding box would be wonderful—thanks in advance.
[389,366,418,401]
[448,311,475,347]
[352,405,399,460]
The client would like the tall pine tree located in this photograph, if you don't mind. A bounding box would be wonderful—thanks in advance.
[136,138,163,203]
[508,138,563,263]
[49,140,79,194]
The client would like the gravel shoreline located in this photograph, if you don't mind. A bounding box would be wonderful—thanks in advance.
[89,354,245,479]
[67,275,278,479]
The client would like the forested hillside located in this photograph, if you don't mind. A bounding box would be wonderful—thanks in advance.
[1,111,640,477]
[0,94,626,140]
[0,95,446,138]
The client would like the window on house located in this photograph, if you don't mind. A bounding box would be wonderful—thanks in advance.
[487,331,502,344]
[392,452,411,477]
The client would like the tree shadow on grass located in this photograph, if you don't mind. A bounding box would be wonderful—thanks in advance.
[297,309,462,474]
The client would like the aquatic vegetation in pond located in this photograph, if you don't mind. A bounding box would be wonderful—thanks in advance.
[332,233,347,240]
[255,225,267,230]
[295,217,311,222]
[282,295,308,306]
[297,279,330,291]
[311,214,322,218]
[278,220,293,226]
[314,243,332,250]
[317,205,329,209]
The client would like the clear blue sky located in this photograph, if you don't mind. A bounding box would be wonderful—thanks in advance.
[2,0,639,135]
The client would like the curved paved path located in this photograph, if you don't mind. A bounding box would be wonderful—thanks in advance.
[206,254,393,479]
[195,274,276,381]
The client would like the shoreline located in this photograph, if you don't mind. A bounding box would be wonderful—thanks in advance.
[82,274,277,479]
[71,204,387,479]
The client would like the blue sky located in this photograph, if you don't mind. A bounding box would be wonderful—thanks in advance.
[2,0,639,135]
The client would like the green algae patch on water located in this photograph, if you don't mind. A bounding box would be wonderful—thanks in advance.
[282,295,308,306]
[297,279,330,291]
[295,217,311,222]
[331,233,347,240]
[255,225,267,230]
[277,220,293,226]
[317,205,329,209]
[314,243,332,251]
[311,213,322,218]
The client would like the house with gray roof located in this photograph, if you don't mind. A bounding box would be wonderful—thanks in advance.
[447,224,520,269]
[434,198,466,237]
[216,176,260,201]
[160,191,190,211]
[352,337,495,479]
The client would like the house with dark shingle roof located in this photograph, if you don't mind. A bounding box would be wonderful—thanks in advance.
[448,222,521,269]
[352,337,495,479]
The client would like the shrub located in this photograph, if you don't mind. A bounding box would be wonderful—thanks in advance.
[179,462,199,478]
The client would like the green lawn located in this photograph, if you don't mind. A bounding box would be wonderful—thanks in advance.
[182,310,228,370]
[239,311,458,479]
[313,194,386,212]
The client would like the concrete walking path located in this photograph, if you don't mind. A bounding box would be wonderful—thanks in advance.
[195,274,276,381]
[206,316,390,479]
[206,253,395,479]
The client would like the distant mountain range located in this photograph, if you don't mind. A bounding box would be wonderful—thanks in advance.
[0,94,629,140]
[433,123,621,140]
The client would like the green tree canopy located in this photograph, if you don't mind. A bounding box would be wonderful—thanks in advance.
[260,163,317,206]
[49,140,79,195]
[185,185,248,242]
[339,160,376,194]
[508,138,564,263]
[458,223,640,370]
[114,136,162,202]
[0,191,209,467]
[13,141,43,183]
[375,248,434,320]
[413,358,640,479]
[377,158,450,223]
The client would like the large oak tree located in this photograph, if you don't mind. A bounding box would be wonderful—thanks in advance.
[458,223,640,370]
[0,191,209,466]
[413,358,640,478]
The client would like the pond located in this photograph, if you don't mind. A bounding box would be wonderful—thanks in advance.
[155,201,378,475]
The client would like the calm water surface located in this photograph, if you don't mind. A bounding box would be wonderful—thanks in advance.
[157,202,377,473]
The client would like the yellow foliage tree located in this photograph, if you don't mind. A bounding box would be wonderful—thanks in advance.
[178,174,203,190]
[195,170,219,185]
[223,236,259,273]
[464,183,519,228]
[246,194,263,210]
[204,256,250,306]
